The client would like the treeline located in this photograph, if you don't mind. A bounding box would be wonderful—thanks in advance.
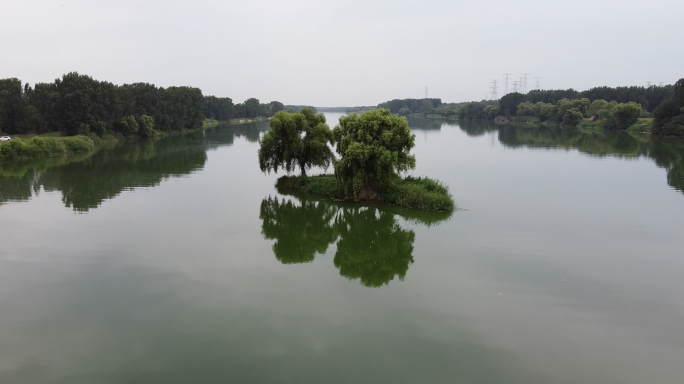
[0,72,285,138]
[512,79,684,135]
[500,83,675,117]
[653,79,684,136]
[515,98,642,129]
[375,97,500,120]
[377,98,443,116]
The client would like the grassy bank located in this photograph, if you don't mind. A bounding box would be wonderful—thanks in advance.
[0,118,225,161]
[276,174,455,212]
[626,118,654,134]
[0,135,98,161]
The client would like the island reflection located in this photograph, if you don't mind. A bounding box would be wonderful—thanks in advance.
[260,193,452,287]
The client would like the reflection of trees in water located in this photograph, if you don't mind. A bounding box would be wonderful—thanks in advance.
[0,124,269,211]
[406,116,444,131]
[458,120,499,137]
[39,137,207,212]
[464,122,684,196]
[205,121,271,148]
[259,193,451,287]
[260,196,338,264]
[333,206,415,287]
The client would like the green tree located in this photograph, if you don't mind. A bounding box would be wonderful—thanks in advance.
[136,115,155,138]
[603,102,642,130]
[268,101,285,116]
[332,109,416,200]
[588,99,608,118]
[562,108,584,126]
[398,107,411,117]
[116,115,139,137]
[258,107,334,177]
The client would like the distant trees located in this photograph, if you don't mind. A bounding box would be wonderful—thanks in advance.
[377,98,442,115]
[204,96,233,120]
[258,107,334,177]
[0,72,286,137]
[0,73,204,137]
[332,109,416,199]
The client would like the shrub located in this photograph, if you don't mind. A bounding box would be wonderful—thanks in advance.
[385,177,454,212]
[659,115,684,136]
[562,108,584,127]
[0,138,28,160]
[603,102,642,130]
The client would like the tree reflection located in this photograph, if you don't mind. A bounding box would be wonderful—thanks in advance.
[333,206,415,287]
[260,196,338,264]
[457,122,684,196]
[259,193,451,287]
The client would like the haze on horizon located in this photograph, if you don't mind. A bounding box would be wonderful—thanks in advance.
[1,0,682,107]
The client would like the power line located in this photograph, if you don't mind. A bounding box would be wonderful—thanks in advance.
[503,73,511,95]
[490,80,499,100]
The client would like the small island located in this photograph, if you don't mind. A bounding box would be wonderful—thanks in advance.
[258,108,454,212]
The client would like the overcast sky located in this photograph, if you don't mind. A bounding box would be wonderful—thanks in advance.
[1,0,682,106]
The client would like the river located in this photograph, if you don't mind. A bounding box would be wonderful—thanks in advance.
[1,114,683,383]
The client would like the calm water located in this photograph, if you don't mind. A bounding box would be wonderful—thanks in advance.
[1,115,684,384]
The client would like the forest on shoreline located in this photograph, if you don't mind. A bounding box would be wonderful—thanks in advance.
[373,79,684,136]
[0,72,285,138]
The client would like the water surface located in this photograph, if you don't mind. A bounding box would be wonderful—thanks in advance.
[1,116,684,384]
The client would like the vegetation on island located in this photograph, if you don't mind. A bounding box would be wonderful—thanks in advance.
[258,107,334,177]
[258,108,454,211]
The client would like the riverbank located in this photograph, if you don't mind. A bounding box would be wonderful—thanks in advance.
[0,119,225,161]
[276,174,455,212]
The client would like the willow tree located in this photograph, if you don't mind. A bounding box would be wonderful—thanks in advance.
[258,107,333,177]
[332,109,416,200]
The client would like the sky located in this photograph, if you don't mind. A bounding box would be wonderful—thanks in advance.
[1,0,682,106]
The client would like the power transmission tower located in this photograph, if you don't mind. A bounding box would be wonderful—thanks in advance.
[425,86,428,98]
[647,81,652,88]
[490,80,499,100]
[512,81,519,93]
[659,82,664,86]
[535,77,541,90]
[522,73,529,94]
[503,73,511,95]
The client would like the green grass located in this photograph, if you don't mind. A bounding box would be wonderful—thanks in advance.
[512,116,541,125]
[202,119,220,130]
[0,136,96,161]
[276,174,455,212]
[626,118,654,134]
[383,176,454,212]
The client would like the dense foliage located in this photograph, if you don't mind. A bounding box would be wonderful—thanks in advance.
[0,73,285,138]
[258,107,334,176]
[500,83,675,118]
[652,79,684,136]
[377,98,442,115]
[332,109,416,199]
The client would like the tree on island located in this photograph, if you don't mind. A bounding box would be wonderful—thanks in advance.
[258,107,334,177]
[332,109,416,200]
